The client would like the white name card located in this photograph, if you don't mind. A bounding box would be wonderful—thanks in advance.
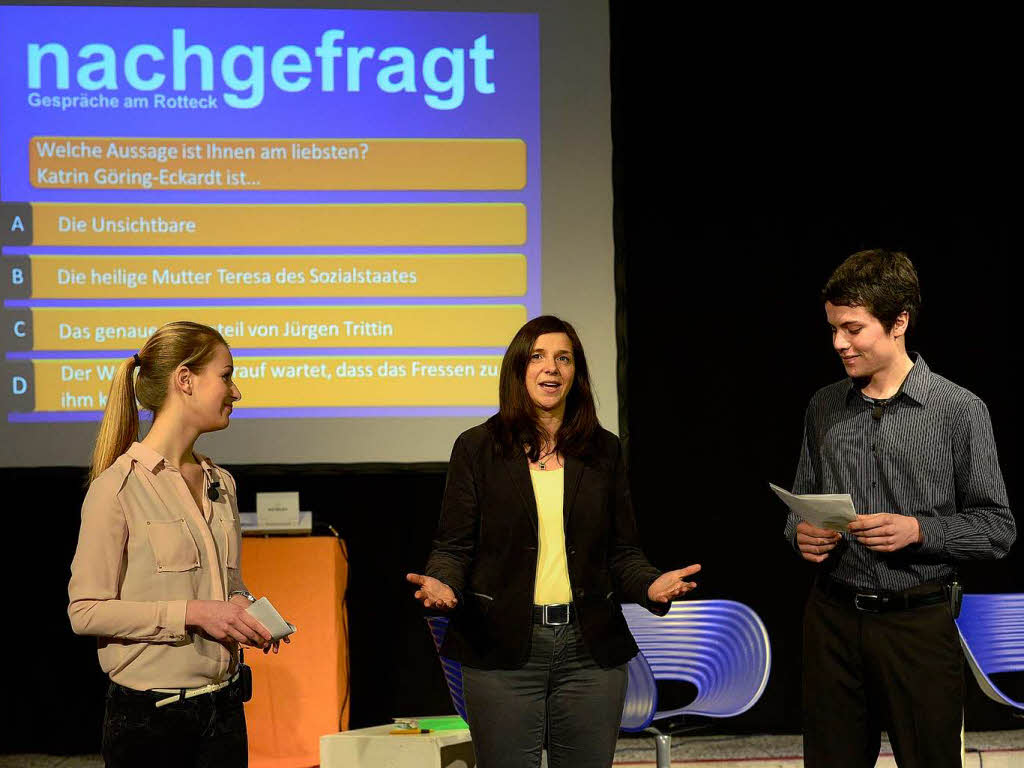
[257,491,300,528]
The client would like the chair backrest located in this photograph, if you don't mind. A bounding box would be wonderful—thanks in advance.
[955,593,1024,710]
[620,650,658,731]
[622,600,771,721]
[425,600,772,729]
[425,616,469,720]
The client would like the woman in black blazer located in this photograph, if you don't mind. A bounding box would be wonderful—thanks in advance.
[407,315,700,768]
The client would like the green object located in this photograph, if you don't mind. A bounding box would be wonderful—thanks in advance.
[416,715,469,731]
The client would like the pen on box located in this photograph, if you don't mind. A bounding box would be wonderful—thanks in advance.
[390,728,431,735]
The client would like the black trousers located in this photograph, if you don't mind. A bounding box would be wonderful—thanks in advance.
[102,679,248,768]
[462,621,628,768]
[802,583,964,768]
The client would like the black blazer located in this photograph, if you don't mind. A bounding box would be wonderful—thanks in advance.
[425,418,667,669]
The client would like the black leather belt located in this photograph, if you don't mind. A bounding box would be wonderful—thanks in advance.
[817,576,947,613]
[533,603,575,625]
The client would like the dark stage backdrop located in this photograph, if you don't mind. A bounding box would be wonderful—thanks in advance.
[6,5,1024,755]
[615,212,1024,736]
[608,3,1024,739]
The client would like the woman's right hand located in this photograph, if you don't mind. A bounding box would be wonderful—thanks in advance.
[185,600,272,648]
[406,573,458,610]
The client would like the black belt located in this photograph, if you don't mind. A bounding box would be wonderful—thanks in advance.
[817,576,947,613]
[532,603,575,625]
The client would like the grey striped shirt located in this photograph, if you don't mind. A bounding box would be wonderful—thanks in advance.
[784,354,1015,591]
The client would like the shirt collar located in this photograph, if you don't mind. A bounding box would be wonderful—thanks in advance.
[126,441,166,472]
[900,353,930,405]
[845,352,931,407]
[126,441,215,474]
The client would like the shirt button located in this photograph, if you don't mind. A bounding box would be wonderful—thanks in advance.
[575,588,585,597]
[872,482,877,488]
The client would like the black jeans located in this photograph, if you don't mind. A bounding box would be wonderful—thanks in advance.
[102,679,248,768]
[802,584,964,768]
[462,621,628,768]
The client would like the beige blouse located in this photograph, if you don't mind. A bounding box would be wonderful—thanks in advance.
[68,441,247,690]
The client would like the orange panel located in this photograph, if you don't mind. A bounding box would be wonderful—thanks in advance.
[30,136,526,190]
[31,202,526,246]
[241,536,349,768]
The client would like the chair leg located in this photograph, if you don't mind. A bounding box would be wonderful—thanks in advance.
[654,733,672,768]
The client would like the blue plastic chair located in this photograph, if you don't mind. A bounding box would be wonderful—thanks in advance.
[425,616,469,721]
[427,600,771,766]
[621,600,772,766]
[955,593,1024,711]
[620,600,771,725]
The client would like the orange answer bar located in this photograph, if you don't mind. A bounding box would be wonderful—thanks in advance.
[31,203,526,247]
[28,254,526,298]
[29,137,526,191]
[32,356,502,410]
[30,305,526,350]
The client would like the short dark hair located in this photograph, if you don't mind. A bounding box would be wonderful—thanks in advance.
[823,249,921,333]
[490,315,599,462]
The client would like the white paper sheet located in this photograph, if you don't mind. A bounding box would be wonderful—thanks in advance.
[769,483,858,532]
[246,596,297,642]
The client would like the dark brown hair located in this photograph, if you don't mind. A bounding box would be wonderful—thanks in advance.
[90,321,228,481]
[490,315,599,461]
[823,249,921,333]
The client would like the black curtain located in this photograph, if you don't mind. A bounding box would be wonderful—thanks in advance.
[611,0,1023,734]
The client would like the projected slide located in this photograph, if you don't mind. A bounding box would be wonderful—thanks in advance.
[0,6,539,425]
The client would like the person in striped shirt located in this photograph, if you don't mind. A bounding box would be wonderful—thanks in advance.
[784,248,1015,768]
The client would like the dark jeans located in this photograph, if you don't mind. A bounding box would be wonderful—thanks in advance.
[802,584,964,768]
[102,679,248,768]
[462,620,627,768]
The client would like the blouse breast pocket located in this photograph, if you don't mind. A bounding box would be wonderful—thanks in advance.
[215,507,241,569]
[145,519,201,573]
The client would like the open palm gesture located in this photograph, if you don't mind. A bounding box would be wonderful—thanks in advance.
[647,563,701,603]
[406,573,458,610]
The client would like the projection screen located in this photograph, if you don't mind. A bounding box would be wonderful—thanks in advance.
[0,1,616,465]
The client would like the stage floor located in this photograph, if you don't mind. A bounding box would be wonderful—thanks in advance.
[615,730,1024,766]
[4,729,1024,767]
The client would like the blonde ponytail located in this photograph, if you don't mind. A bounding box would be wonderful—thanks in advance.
[88,321,228,482]
[89,356,140,481]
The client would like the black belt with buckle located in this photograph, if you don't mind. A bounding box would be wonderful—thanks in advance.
[817,576,947,613]
[533,603,575,626]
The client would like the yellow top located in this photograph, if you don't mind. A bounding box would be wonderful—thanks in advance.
[530,468,573,604]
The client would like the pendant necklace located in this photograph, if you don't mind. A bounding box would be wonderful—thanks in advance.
[538,447,556,469]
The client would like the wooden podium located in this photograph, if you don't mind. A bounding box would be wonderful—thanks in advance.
[241,536,350,768]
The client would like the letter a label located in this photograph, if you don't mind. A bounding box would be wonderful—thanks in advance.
[0,203,32,245]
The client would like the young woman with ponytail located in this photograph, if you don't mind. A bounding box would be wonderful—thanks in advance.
[69,321,285,768]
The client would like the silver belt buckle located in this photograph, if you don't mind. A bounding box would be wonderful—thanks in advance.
[854,593,881,612]
[543,604,569,625]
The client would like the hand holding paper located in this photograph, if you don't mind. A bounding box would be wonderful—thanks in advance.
[794,520,841,563]
[246,597,297,644]
[848,513,923,553]
[769,484,857,532]
[770,483,852,564]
